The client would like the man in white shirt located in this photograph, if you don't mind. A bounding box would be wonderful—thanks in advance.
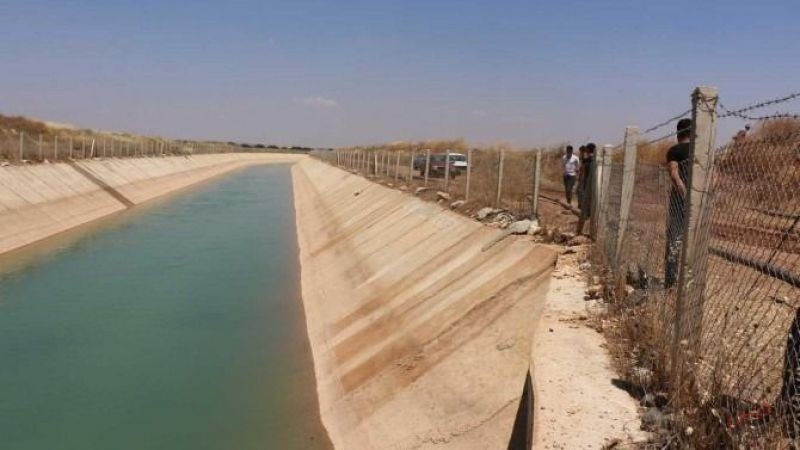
[562,145,580,205]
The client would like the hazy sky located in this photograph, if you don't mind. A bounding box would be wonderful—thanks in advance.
[1,0,798,148]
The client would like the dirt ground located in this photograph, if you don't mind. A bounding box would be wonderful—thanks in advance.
[533,247,649,449]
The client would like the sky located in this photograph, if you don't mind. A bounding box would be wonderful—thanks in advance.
[1,0,798,148]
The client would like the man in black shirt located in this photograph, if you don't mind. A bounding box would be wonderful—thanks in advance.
[664,118,692,288]
[576,143,596,236]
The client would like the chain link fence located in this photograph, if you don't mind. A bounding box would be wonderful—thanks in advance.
[592,89,800,448]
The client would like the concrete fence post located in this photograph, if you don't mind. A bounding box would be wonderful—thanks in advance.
[443,150,451,191]
[599,145,614,237]
[532,149,542,219]
[671,85,719,389]
[19,132,24,161]
[495,149,505,208]
[465,149,473,201]
[615,127,639,266]
[424,149,431,186]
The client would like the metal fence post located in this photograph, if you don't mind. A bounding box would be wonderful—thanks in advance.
[532,149,542,219]
[465,148,473,201]
[424,149,431,186]
[408,151,415,182]
[672,86,718,387]
[394,152,400,183]
[443,150,451,191]
[615,127,638,266]
[495,149,505,208]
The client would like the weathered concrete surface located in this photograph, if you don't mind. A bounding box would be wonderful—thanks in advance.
[292,159,557,449]
[0,153,303,255]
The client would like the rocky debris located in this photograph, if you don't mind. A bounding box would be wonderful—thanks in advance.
[642,407,670,430]
[527,219,542,235]
[567,234,592,246]
[585,284,603,300]
[507,219,532,235]
[641,392,669,408]
[625,284,635,296]
[481,219,531,251]
[450,200,465,209]
[436,191,451,201]
[415,186,430,195]
[488,212,516,229]
[631,366,655,389]
[475,207,501,220]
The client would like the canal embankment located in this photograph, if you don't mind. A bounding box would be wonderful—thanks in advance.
[292,159,558,449]
[0,153,303,255]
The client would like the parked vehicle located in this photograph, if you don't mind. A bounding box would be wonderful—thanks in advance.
[413,152,469,177]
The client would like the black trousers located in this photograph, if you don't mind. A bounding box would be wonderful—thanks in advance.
[563,174,576,204]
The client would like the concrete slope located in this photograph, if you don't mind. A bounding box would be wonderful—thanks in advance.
[0,153,303,255]
[293,160,557,449]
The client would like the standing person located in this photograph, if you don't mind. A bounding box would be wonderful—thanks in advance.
[733,124,751,143]
[664,118,692,288]
[576,143,596,236]
[562,145,580,205]
[576,145,587,211]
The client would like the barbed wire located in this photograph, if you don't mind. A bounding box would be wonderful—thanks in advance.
[642,109,692,135]
[718,101,800,121]
[718,91,800,119]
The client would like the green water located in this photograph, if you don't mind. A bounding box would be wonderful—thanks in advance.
[0,165,331,450]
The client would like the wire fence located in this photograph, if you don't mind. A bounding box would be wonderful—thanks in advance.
[0,125,295,163]
[316,86,800,448]
[320,146,562,222]
[592,89,800,448]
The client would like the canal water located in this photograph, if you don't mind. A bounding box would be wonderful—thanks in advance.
[0,165,331,450]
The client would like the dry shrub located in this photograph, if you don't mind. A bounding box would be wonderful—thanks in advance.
[0,114,50,136]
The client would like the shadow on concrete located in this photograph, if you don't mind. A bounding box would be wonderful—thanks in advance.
[67,161,135,208]
[507,369,534,450]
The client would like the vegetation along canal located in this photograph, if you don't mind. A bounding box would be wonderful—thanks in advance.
[0,165,331,450]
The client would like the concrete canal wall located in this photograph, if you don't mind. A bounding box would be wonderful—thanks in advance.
[0,153,303,255]
[292,159,557,449]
